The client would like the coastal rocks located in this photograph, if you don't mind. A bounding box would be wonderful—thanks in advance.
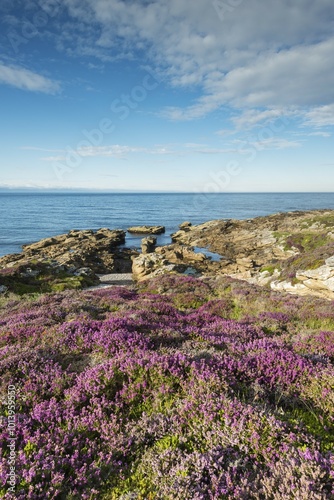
[171,210,334,300]
[1,228,130,274]
[0,261,100,295]
[141,236,157,254]
[3,210,334,300]
[22,228,126,256]
[132,244,222,282]
[178,221,192,231]
[156,244,209,266]
[269,255,334,300]
[0,228,139,294]
[132,253,187,281]
[127,225,165,235]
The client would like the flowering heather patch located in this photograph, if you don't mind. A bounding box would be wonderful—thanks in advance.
[0,276,333,498]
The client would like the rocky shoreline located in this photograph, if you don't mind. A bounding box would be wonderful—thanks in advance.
[1,210,334,299]
[1,210,334,498]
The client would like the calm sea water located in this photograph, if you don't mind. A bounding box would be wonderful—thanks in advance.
[0,192,334,257]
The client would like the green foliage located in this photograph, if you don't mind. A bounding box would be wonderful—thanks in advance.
[24,440,38,457]
[301,214,334,229]
[285,232,330,252]
[260,264,279,275]
[282,406,334,452]
[50,276,84,292]
[0,264,95,295]
[154,434,180,451]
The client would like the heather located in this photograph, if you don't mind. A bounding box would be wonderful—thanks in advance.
[0,275,333,499]
[276,241,334,283]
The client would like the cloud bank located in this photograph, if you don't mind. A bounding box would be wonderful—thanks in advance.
[59,0,334,125]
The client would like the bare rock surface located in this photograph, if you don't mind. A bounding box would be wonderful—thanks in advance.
[0,228,136,274]
[127,225,165,235]
[0,228,138,294]
[140,210,334,299]
[132,243,223,282]
[2,210,334,299]
[141,236,157,254]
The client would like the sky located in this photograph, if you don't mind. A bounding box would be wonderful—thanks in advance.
[0,0,333,192]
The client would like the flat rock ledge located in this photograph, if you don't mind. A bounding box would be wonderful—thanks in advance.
[127,225,165,235]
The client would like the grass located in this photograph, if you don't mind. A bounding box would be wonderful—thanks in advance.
[260,264,280,275]
[301,214,334,229]
[279,241,334,281]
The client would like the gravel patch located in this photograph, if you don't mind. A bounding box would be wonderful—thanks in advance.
[88,273,134,290]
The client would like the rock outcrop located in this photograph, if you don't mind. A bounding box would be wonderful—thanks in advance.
[132,253,188,281]
[141,237,157,254]
[0,228,135,274]
[2,210,334,300]
[269,256,334,300]
[127,225,165,235]
[132,243,222,282]
[171,210,334,300]
[0,228,138,294]
[178,221,192,231]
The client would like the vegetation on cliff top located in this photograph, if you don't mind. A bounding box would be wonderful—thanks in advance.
[1,274,333,499]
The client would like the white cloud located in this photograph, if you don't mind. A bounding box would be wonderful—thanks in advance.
[308,131,331,137]
[162,37,334,120]
[10,0,333,127]
[37,143,235,161]
[231,109,296,129]
[0,62,60,94]
[303,104,334,127]
[60,0,334,120]
[233,137,301,151]
[39,144,177,161]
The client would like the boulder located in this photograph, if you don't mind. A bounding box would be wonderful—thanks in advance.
[141,237,157,254]
[178,221,192,231]
[132,253,187,281]
[155,244,208,264]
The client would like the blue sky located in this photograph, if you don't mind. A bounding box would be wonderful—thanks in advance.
[0,0,333,192]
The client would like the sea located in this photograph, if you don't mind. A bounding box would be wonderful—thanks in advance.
[0,191,334,257]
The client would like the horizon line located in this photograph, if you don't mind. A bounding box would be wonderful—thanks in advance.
[0,188,334,194]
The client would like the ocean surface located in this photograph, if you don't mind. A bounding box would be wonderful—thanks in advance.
[1,192,334,257]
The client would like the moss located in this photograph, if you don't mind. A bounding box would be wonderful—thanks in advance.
[11,282,42,295]
[260,264,280,275]
[50,277,84,292]
[279,240,334,282]
[0,264,97,295]
[273,231,289,240]
[302,214,334,229]
[154,434,180,452]
[285,233,325,252]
